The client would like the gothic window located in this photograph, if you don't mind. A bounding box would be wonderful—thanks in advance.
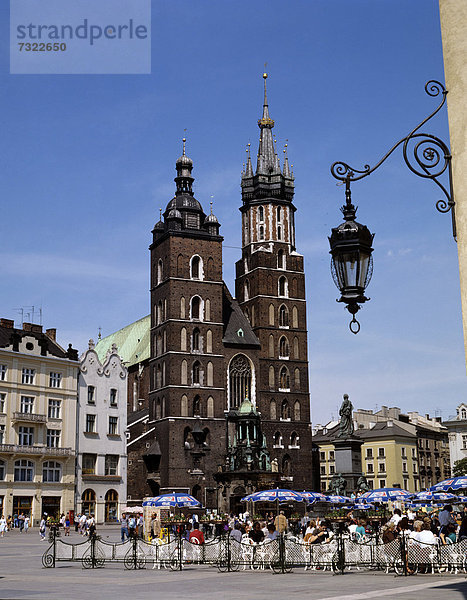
[290,432,299,448]
[281,400,290,420]
[258,206,264,222]
[294,368,300,388]
[162,362,166,386]
[157,301,163,325]
[278,276,288,297]
[190,255,203,280]
[180,296,186,319]
[279,366,290,390]
[157,259,163,284]
[161,397,166,418]
[268,334,274,358]
[279,304,289,327]
[277,206,281,222]
[293,336,299,359]
[191,296,201,320]
[292,306,298,328]
[267,274,273,295]
[207,362,213,386]
[277,225,282,240]
[203,427,211,446]
[207,396,214,417]
[244,257,249,273]
[181,360,188,385]
[291,277,298,297]
[155,398,161,419]
[279,336,289,358]
[192,328,200,351]
[294,401,301,421]
[245,307,250,323]
[269,303,275,325]
[268,365,275,388]
[192,361,201,385]
[259,225,265,240]
[277,249,285,270]
[193,395,201,416]
[163,330,167,352]
[156,333,162,356]
[270,400,277,420]
[207,256,214,280]
[184,427,192,449]
[244,280,250,301]
[181,327,187,352]
[251,305,255,327]
[205,299,211,321]
[273,431,282,447]
[156,365,162,389]
[177,254,184,277]
[181,395,188,417]
[206,329,213,353]
[228,354,252,409]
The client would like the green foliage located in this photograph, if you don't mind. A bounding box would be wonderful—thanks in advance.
[452,458,467,477]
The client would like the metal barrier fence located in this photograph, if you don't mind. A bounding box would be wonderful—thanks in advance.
[41,529,467,575]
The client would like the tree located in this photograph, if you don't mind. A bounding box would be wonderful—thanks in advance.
[452,458,467,477]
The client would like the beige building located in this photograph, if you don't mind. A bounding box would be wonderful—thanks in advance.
[0,319,79,525]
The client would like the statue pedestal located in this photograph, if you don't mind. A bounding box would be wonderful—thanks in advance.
[333,436,363,495]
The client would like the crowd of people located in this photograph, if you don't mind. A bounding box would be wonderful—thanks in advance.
[0,512,30,536]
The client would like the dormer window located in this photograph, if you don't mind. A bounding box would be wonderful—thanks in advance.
[237,329,244,337]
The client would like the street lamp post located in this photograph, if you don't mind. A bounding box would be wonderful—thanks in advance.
[329,80,455,333]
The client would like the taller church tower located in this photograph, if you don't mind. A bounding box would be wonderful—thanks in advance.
[235,74,313,488]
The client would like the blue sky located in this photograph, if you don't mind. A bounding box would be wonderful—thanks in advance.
[1,0,465,425]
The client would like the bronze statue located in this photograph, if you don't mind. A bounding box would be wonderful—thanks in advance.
[356,475,370,493]
[328,473,347,496]
[338,394,354,438]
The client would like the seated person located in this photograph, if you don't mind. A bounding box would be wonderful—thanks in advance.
[249,521,265,543]
[309,524,328,544]
[230,523,242,543]
[303,520,317,542]
[355,519,366,540]
[381,522,397,544]
[267,523,278,541]
[189,523,205,544]
[416,521,437,545]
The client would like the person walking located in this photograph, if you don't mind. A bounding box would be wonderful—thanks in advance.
[39,516,47,541]
[0,515,7,537]
[64,513,70,536]
[24,515,30,533]
[120,513,129,542]
[274,511,288,534]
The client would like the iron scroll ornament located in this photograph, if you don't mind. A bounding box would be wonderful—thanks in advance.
[331,80,456,239]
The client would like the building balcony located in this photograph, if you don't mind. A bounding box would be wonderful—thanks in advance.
[81,474,122,482]
[12,412,47,423]
[0,443,74,456]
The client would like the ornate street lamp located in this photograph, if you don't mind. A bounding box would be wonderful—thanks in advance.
[330,80,455,333]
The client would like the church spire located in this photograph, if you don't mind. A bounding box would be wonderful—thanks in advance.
[256,73,279,175]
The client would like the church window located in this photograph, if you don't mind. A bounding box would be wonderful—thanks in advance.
[157,301,163,325]
[206,329,212,353]
[190,255,203,280]
[156,333,162,356]
[270,400,277,420]
[163,330,167,352]
[277,206,281,222]
[155,398,161,420]
[192,328,200,351]
[279,336,289,358]
[277,225,282,240]
[207,396,214,418]
[193,395,201,416]
[237,328,244,337]
[258,206,264,222]
[180,297,186,319]
[291,277,298,297]
[273,431,282,448]
[181,327,187,352]
[181,360,188,385]
[177,254,184,277]
[279,304,289,327]
[161,397,166,418]
[156,365,162,389]
[294,368,300,388]
[205,299,211,321]
[191,296,202,320]
[293,336,299,359]
[181,395,188,417]
[192,361,201,385]
[294,401,301,421]
[157,259,163,285]
[269,303,275,325]
[162,362,166,386]
[279,366,290,390]
[277,250,285,270]
[278,276,288,297]
[268,334,274,358]
[290,432,299,448]
[228,354,252,409]
[292,306,298,328]
[268,365,275,389]
[244,280,250,301]
[207,362,213,386]
[281,400,290,420]
[259,225,265,241]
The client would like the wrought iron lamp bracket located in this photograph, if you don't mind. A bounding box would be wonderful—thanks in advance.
[331,80,456,240]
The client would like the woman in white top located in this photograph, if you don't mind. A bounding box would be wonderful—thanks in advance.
[0,515,7,537]
[416,522,437,545]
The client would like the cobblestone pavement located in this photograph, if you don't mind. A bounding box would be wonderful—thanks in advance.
[0,527,466,600]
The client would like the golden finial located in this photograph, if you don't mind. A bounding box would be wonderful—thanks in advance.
[263,62,267,79]
[210,195,214,215]
[159,208,162,219]
[182,137,186,156]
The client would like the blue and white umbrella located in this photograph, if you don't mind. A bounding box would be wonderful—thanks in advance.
[142,493,201,508]
[352,502,375,510]
[240,488,305,503]
[300,491,328,504]
[413,491,457,503]
[429,476,467,492]
[325,495,353,504]
[359,488,413,503]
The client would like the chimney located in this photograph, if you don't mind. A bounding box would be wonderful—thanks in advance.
[425,414,430,420]
[0,318,14,328]
[46,328,56,341]
[31,324,42,333]
[22,322,33,331]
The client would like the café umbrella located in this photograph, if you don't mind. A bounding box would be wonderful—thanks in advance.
[429,476,467,492]
[324,495,353,504]
[413,491,457,503]
[142,493,201,509]
[359,488,413,503]
[240,488,306,515]
[300,491,328,504]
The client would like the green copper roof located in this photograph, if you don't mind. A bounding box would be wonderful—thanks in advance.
[239,398,256,414]
[95,314,150,368]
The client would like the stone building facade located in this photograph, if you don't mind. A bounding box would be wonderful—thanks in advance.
[443,404,467,474]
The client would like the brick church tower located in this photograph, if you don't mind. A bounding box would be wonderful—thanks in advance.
[235,73,313,489]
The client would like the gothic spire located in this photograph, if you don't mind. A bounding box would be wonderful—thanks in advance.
[256,73,279,175]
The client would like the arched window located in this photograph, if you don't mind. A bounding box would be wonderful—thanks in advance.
[155,398,161,419]
[279,336,289,358]
[294,401,301,421]
[270,400,277,420]
[14,459,34,482]
[291,277,298,297]
[207,362,213,386]
[277,206,281,222]
[82,489,96,517]
[277,225,282,240]
[43,461,61,482]
[162,363,166,387]
[462,409,467,420]
[205,299,211,321]
[279,366,290,390]
[278,276,288,297]
[282,455,291,477]
[192,484,201,500]
[259,225,265,240]
[290,432,299,448]
[180,327,187,352]
[184,427,192,449]
[268,334,274,358]
[228,354,252,409]
[157,300,163,325]
[192,328,200,351]
[294,368,300,388]
[177,254,184,277]
[163,330,167,352]
[0,460,4,481]
[277,249,285,270]
[203,427,211,446]
[181,394,188,417]
[269,365,275,388]
[191,296,201,320]
[293,336,299,359]
[156,333,162,356]
[258,206,264,222]
[244,280,250,301]
[180,296,186,319]
[105,489,118,522]
[245,307,250,322]
[156,365,162,389]
[157,259,163,284]
[273,431,282,447]
[206,329,212,353]
[279,304,289,327]
[207,396,214,417]
[192,361,201,385]
[281,399,290,420]
[207,256,214,280]
[292,306,298,328]
[244,257,249,273]
[181,360,188,385]
[190,255,202,280]
[269,303,275,325]
[193,395,201,416]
